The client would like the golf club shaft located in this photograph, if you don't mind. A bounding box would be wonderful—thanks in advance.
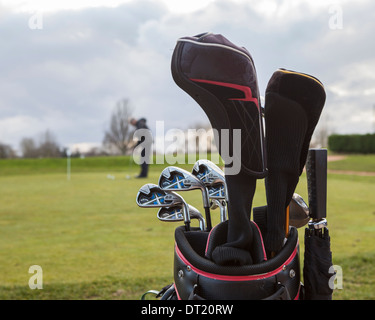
[285,205,290,237]
[220,201,227,222]
[198,218,205,231]
[204,206,212,231]
[182,202,191,231]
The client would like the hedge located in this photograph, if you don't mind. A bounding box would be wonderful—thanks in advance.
[328,133,375,154]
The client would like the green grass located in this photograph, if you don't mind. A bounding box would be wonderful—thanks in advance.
[328,154,375,172]
[0,154,224,176]
[0,156,136,176]
[0,154,374,299]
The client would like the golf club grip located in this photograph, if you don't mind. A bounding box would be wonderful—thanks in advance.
[306,149,327,220]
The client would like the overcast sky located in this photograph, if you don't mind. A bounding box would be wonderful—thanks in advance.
[0,0,374,153]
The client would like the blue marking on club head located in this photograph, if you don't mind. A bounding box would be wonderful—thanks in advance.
[176,176,185,187]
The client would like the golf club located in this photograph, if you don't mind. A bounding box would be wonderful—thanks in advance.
[253,193,310,240]
[289,193,310,228]
[264,68,326,254]
[172,33,267,266]
[192,159,228,200]
[157,204,206,231]
[136,183,191,230]
[192,159,228,222]
[210,198,227,222]
[207,184,227,222]
[158,166,212,230]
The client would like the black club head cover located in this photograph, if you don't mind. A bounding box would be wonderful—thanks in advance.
[171,32,267,266]
[264,68,326,254]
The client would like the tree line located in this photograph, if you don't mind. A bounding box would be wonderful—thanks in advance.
[0,99,136,159]
[328,133,375,154]
[2,98,231,159]
[0,130,64,159]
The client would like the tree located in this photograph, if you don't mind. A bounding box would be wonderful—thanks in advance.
[20,137,38,158]
[103,99,134,155]
[38,130,61,158]
[0,142,16,158]
[20,130,61,158]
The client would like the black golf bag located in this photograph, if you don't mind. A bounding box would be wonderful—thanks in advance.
[139,33,333,301]
[172,222,300,300]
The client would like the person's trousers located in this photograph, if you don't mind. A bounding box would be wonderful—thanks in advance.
[139,147,149,177]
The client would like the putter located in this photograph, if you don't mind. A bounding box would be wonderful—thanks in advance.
[157,204,206,231]
[136,183,191,230]
[158,166,212,230]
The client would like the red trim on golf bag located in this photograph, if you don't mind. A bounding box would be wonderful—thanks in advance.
[177,243,298,282]
[173,283,181,300]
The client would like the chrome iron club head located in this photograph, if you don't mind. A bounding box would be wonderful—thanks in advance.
[192,159,228,202]
[159,166,212,230]
[157,204,206,230]
[136,183,191,230]
[193,160,228,222]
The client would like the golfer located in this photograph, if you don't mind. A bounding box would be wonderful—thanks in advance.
[130,117,152,178]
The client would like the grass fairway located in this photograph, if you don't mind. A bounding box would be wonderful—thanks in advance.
[328,154,375,173]
[0,155,374,300]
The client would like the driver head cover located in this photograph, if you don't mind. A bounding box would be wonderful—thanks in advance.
[171,32,267,267]
[171,32,266,178]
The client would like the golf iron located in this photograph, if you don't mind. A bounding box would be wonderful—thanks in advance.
[158,166,212,230]
[136,183,191,231]
[157,204,206,231]
[192,159,228,222]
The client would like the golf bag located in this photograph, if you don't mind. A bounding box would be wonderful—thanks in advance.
[172,222,300,300]
[138,33,333,300]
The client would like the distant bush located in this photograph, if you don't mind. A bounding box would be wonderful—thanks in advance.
[328,133,375,154]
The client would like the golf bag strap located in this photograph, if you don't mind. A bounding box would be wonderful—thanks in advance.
[187,281,291,300]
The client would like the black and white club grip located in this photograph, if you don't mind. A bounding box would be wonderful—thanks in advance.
[306,148,327,220]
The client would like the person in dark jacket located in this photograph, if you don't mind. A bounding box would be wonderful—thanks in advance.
[130,117,151,178]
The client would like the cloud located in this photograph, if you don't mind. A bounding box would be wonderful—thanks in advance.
[0,0,374,153]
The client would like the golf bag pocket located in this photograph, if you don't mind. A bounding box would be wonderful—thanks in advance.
[173,226,301,300]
